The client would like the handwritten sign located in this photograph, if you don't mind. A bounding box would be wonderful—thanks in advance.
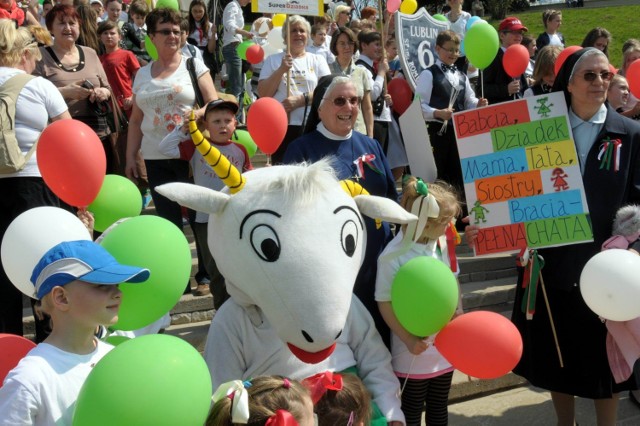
[251,0,323,16]
[453,92,593,255]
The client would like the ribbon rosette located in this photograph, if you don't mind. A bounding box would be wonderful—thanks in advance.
[598,137,622,172]
[302,371,344,404]
[265,409,299,426]
[212,380,250,424]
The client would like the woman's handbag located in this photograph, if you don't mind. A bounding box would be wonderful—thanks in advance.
[105,91,129,134]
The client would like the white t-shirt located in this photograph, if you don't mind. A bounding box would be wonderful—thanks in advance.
[132,56,209,160]
[445,11,471,40]
[306,44,335,65]
[0,340,113,426]
[259,52,330,125]
[376,230,459,378]
[0,67,68,178]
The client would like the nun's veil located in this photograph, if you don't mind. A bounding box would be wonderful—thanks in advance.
[552,47,608,107]
[303,74,342,135]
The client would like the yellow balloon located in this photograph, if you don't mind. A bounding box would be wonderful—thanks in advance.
[272,13,286,27]
[399,0,417,14]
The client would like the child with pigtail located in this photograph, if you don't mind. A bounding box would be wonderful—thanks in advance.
[375,177,464,426]
[205,376,315,426]
[303,371,371,426]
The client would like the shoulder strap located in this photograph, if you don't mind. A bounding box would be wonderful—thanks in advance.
[186,57,205,108]
[2,74,39,162]
[355,59,375,76]
[188,44,196,57]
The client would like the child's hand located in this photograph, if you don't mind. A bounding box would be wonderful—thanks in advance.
[477,97,488,107]
[77,208,95,235]
[123,96,133,110]
[507,79,521,95]
[437,108,454,121]
[462,216,479,248]
[406,336,429,355]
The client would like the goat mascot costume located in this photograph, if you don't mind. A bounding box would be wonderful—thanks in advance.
[157,114,416,424]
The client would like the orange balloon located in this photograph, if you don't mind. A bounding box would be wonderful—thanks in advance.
[247,97,288,155]
[0,334,36,385]
[435,311,523,379]
[502,44,530,78]
[554,45,582,77]
[37,119,106,207]
[387,78,413,115]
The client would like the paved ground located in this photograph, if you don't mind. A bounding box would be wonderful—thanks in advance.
[448,386,640,425]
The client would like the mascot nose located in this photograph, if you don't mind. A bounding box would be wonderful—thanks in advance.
[301,329,343,343]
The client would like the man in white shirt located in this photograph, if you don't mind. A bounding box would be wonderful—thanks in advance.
[222,0,253,103]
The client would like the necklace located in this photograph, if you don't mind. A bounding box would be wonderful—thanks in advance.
[46,45,85,72]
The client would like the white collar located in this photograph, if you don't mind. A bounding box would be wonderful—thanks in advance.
[569,103,607,127]
[317,122,352,140]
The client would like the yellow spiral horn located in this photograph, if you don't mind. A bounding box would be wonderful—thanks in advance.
[189,111,245,194]
[339,180,381,229]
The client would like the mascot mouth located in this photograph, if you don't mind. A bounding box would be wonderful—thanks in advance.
[287,343,336,364]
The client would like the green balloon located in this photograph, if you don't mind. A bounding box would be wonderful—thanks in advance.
[432,13,447,22]
[155,0,179,11]
[391,256,459,337]
[231,129,257,158]
[99,215,191,331]
[88,175,142,233]
[73,335,212,426]
[236,40,254,61]
[144,34,158,60]
[464,22,499,70]
[104,335,130,347]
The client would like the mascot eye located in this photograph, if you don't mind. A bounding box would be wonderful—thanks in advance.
[340,220,358,257]
[250,224,281,262]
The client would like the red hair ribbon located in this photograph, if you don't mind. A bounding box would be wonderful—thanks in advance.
[265,410,299,426]
[302,371,344,404]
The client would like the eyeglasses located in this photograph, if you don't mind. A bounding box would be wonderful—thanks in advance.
[581,71,614,82]
[155,29,181,36]
[337,41,355,48]
[326,96,360,107]
[439,47,460,55]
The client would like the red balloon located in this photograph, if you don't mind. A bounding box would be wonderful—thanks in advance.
[246,44,265,65]
[554,45,582,77]
[435,311,523,379]
[0,334,36,385]
[387,78,413,115]
[502,44,530,78]
[247,97,288,155]
[627,59,640,99]
[37,119,106,207]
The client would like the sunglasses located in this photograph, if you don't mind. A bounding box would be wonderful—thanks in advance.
[581,71,614,82]
[155,29,181,36]
[326,96,360,107]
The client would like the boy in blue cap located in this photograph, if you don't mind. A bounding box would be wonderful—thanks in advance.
[0,240,149,425]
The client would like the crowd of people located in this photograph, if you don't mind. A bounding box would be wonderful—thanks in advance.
[1,0,640,424]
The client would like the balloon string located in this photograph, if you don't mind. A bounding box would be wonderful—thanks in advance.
[400,355,417,395]
[266,154,272,166]
[480,69,484,99]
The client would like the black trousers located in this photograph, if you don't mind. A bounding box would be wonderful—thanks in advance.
[0,177,59,339]
[144,159,191,230]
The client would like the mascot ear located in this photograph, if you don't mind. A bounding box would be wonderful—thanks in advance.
[354,195,417,224]
[155,183,230,215]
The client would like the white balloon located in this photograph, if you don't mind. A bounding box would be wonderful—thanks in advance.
[1,207,92,298]
[266,28,285,51]
[580,249,640,321]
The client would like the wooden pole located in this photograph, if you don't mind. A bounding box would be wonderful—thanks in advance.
[539,273,564,368]
[377,0,387,93]
[285,14,291,98]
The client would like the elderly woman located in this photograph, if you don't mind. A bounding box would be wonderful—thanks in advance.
[284,76,397,354]
[34,4,113,172]
[125,7,217,230]
[329,26,373,137]
[0,20,70,338]
[258,15,330,164]
[510,47,640,425]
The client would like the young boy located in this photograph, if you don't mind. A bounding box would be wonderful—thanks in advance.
[415,30,487,220]
[306,23,335,64]
[158,99,252,302]
[0,240,149,425]
[121,0,151,66]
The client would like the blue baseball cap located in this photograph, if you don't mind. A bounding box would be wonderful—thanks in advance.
[30,240,150,299]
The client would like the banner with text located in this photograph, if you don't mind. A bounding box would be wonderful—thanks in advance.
[251,0,323,16]
[453,92,593,255]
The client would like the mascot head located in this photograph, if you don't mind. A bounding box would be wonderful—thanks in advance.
[157,115,416,363]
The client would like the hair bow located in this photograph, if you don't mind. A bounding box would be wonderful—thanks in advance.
[302,371,344,404]
[212,380,250,424]
[265,409,299,426]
